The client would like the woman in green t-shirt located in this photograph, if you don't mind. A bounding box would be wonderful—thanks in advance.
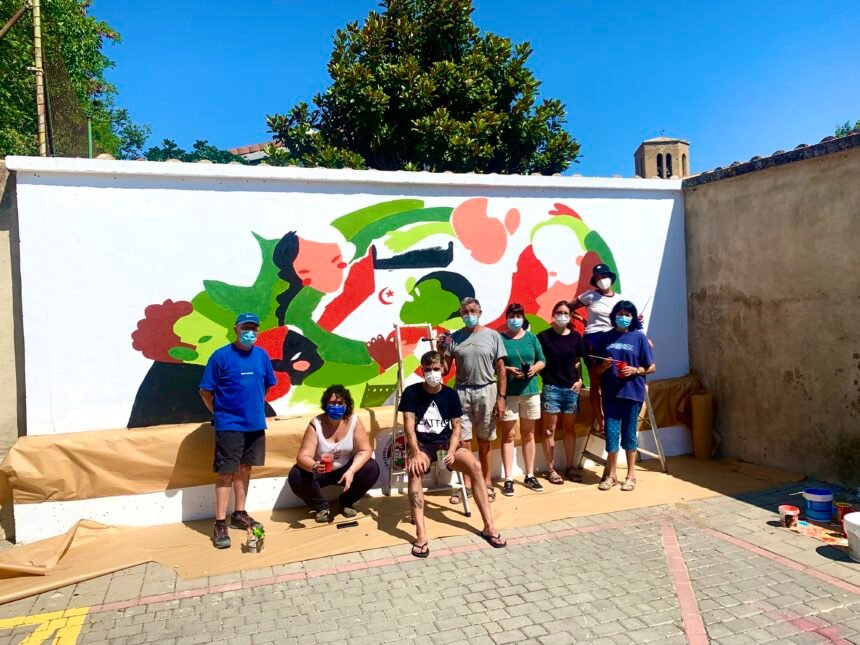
[499,303,546,497]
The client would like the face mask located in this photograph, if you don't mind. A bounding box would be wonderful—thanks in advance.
[326,404,346,420]
[616,315,633,329]
[596,277,612,290]
[239,330,258,347]
[424,371,443,387]
[462,314,479,328]
[507,317,523,331]
[554,314,570,327]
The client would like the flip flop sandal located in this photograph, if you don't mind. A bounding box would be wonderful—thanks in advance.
[597,477,617,491]
[547,470,564,485]
[449,489,469,505]
[565,467,583,483]
[411,542,430,558]
[480,532,507,548]
[621,478,637,491]
[486,487,497,503]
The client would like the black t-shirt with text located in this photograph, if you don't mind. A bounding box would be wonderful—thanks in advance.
[397,383,464,446]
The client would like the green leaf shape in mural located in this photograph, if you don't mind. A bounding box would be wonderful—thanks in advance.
[348,207,454,260]
[400,278,462,326]
[584,230,622,293]
[331,199,424,241]
[167,346,199,362]
[201,233,285,329]
[284,287,373,364]
[303,361,380,387]
[530,216,591,248]
[384,222,456,253]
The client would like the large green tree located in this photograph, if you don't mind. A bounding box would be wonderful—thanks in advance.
[266,0,580,174]
[144,139,247,164]
[0,0,149,158]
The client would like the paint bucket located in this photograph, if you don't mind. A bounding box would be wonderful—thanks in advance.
[778,505,800,528]
[844,512,860,563]
[803,488,834,523]
[835,502,854,524]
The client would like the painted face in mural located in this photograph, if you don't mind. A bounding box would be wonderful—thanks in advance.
[460,302,481,329]
[235,322,259,348]
[294,238,348,293]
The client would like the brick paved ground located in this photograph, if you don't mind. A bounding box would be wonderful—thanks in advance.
[0,481,858,644]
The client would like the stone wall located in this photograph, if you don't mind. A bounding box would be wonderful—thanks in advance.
[683,134,860,481]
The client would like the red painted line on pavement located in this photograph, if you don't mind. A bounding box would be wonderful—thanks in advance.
[766,609,852,644]
[701,527,860,597]
[659,517,709,645]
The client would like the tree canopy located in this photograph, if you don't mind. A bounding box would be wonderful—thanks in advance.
[0,0,149,158]
[144,139,247,164]
[265,0,580,174]
[835,120,860,137]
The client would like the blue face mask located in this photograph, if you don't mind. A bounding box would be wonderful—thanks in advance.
[239,330,258,347]
[507,317,523,331]
[462,314,479,329]
[615,315,633,330]
[326,404,346,420]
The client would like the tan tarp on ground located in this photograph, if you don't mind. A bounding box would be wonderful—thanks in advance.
[0,456,803,605]
[0,374,703,505]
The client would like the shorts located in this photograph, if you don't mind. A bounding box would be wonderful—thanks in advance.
[541,384,580,415]
[584,331,607,366]
[457,383,498,442]
[603,398,642,452]
[213,430,266,474]
[417,442,453,473]
[501,394,541,421]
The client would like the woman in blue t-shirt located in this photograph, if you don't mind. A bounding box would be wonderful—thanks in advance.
[594,301,655,492]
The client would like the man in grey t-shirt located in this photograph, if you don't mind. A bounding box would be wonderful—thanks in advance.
[441,297,507,502]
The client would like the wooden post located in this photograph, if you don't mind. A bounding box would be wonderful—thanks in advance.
[32,0,48,157]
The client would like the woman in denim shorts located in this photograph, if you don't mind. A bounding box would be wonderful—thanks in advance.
[536,301,587,485]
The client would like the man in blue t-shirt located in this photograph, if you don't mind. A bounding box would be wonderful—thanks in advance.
[199,312,277,549]
[397,351,506,558]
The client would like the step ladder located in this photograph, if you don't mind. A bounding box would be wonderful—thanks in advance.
[386,323,471,518]
[577,385,668,474]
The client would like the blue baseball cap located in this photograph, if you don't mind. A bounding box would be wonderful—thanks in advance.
[235,313,260,326]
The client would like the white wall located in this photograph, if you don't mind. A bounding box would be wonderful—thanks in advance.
[7,157,687,435]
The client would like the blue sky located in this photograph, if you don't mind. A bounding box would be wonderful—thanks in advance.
[91,0,859,177]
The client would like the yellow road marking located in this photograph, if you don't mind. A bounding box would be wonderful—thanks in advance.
[0,607,89,644]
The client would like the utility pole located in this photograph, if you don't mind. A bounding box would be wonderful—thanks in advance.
[32,0,48,157]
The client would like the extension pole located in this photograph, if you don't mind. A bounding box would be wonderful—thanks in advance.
[0,2,28,41]
[87,118,93,158]
[32,0,48,156]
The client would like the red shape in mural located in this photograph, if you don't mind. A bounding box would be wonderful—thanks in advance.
[486,245,549,329]
[504,208,521,235]
[131,299,195,363]
[256,326,292,402]
[451,197,508,264]
[549,203,583,220]
[377,287,395,305]
[317,252,375,331]
[366,334,397,372]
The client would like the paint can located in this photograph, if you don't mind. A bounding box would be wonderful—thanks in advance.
[835,502,854,525]
[778,505,799,528]
[844,512,860,563]
[803,488,834,523]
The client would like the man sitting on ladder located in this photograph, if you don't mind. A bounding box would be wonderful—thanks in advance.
[398,351,507,558]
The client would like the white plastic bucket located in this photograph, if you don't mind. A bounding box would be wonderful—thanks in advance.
[845,512,860,563]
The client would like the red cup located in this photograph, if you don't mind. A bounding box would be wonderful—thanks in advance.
[616,361,628,377]
[320,453,333,473]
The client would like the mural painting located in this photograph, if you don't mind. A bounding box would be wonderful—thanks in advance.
[128,198,621,427]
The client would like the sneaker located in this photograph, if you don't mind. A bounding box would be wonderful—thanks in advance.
[213,521,231,549]
[230,510,263,530]
[523,475,544,492]
[502,480,515,497]
[341,506,358,519]
[315,508,332,523]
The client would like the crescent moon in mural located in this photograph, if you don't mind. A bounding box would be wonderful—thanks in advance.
[377,287,395,305]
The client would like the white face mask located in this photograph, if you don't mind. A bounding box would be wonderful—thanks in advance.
[424,371,443,387]
[554,314,571,327]
[596,277,612,290]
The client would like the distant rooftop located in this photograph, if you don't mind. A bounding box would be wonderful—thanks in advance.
[642,136,691,145]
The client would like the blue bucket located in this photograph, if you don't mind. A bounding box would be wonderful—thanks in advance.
[803,488,833,522]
